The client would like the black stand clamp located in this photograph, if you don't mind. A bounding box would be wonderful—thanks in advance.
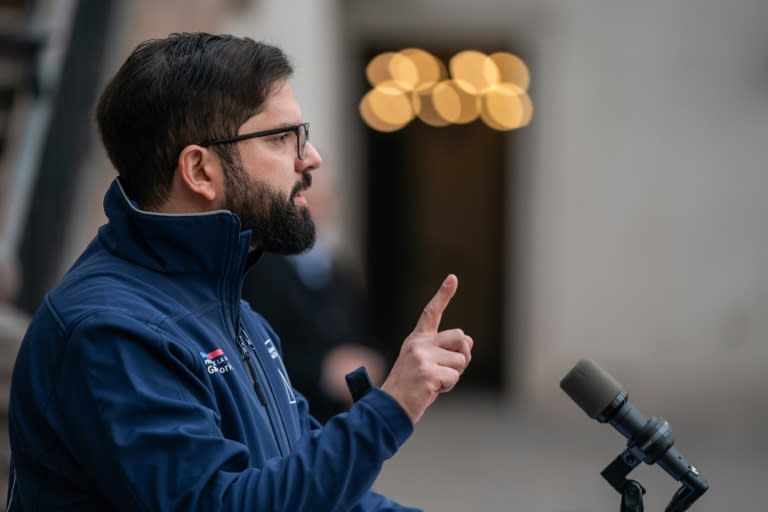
[600,417,709,512]
[602,448,645,512]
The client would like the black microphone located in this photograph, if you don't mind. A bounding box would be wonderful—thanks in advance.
[560,359,709,512]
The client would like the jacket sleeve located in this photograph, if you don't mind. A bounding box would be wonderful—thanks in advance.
[54,310,416,511]
[292,381,422,512]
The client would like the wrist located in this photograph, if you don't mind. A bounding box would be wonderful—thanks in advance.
[380,381,417,424]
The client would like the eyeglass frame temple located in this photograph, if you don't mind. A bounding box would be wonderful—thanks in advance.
[200,122,310,160]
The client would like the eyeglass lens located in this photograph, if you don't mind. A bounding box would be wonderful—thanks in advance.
[298,124,309,160]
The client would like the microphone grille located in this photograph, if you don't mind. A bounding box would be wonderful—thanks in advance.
[560,359,624,419]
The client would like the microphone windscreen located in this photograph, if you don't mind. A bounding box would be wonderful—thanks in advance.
[560,359,624,419]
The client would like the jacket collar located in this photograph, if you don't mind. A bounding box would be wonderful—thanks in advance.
[98,179,258,275]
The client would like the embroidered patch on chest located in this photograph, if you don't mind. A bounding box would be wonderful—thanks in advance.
[263,338,297,404]
[264,339,280,359]
[200,348,234,375]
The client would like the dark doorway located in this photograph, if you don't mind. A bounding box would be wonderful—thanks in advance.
[363,46,511,391]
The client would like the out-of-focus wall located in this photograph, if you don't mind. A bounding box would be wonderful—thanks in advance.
[345,0,768,423]
[523,0,768,423]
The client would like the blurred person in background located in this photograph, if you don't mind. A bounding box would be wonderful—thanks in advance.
[242,171,387,423]
[6,32,473,511]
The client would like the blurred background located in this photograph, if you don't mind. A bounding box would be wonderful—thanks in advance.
[1,0,765,509]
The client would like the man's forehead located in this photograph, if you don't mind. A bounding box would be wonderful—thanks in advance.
[239,81,302,132]
[262,81,302,118]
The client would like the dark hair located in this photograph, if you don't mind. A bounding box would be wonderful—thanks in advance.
[96,32,293,207]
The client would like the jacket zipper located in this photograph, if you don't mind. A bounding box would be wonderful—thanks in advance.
[225,237,290,453]
[234,327,286,454]
[234,331,267,406]
[240,326,292,453]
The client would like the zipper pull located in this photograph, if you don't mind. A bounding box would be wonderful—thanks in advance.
[240,327,258,351]
[251,376,268,407]
[236,330,267,406]
[234,334,248,357]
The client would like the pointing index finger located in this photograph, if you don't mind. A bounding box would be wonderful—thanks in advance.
[413,274,458,334]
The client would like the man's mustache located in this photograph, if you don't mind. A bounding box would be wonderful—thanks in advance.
[290,173,312,199]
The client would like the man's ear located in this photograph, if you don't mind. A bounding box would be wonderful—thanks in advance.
[176,144,224,203]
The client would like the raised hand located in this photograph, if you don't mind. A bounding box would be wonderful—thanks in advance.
[381,274,474,423]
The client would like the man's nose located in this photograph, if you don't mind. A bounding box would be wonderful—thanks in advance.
[297,141,322,172]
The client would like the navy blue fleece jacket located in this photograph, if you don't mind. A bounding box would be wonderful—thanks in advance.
[7,179,418,511]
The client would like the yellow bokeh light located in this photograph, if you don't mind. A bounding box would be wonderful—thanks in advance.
[388,52,419,90]
[518,92,533,126]
[432,80,480,124]
[490,52,530,91]
[367,49,445,93]
[359,94,407,132]
[359,81,414,131]
[361,49,533,131]
[449,50,500,95]
[412,87,452,127]
[481,84,533,130]
[401,48,445,92]
[368,81,414,124]
[366,52,398,87]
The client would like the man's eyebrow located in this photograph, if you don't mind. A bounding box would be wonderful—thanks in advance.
[251,122,301,133]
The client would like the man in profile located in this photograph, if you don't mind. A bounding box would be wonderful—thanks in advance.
[7,32,473,511]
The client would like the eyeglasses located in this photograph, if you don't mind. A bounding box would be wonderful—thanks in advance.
[200,122,310,160]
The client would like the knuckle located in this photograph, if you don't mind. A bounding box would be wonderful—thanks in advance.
[407,340,427,357]
[416,359,433,376]
[444,369,460,386]
[402,336,425,353]
[416,362,434,382]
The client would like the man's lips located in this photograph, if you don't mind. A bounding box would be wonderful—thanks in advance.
[291,173,312,204]
[293,189,308,206]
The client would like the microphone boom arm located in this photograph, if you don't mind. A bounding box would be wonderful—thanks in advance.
[598,393,709,512]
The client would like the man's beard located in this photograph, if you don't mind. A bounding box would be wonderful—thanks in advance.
[223,164,316,254]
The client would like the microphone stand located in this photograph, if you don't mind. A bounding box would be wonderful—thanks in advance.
[600,423,709,512]
[621,481,645,512]
[601,448,645,512]
[560,362,709,511]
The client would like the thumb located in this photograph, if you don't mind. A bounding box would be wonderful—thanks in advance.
[412,274,458,334]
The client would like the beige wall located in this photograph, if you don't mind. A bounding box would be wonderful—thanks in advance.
[521,0,768,423]
[346,0,768,423]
